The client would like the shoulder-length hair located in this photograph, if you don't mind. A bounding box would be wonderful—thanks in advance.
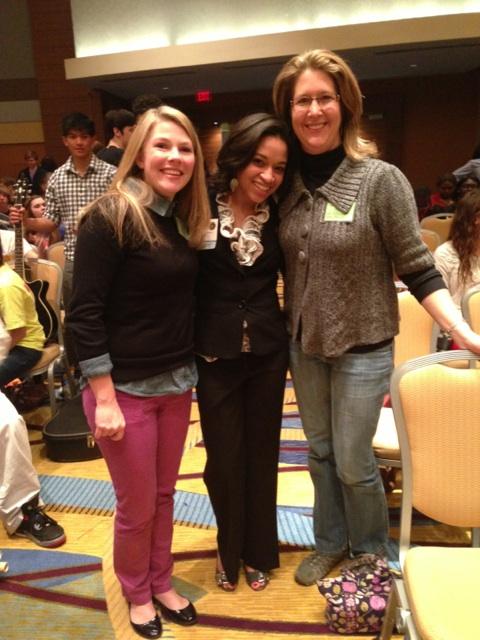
[80,105,210,248]
[24,195,44,218]
[272,49,377,161]
[213,112,290,194]
[449,188,480,285]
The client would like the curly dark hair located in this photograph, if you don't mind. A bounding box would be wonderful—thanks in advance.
[212,113,290,196]
[449,188,480,285]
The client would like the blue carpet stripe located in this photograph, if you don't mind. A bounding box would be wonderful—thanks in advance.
[281,416,303,428]
[38,475,417,554]
[39,475,115,513]
[174,491,216,528]
[277,510,315,548]
[38,475,316,546]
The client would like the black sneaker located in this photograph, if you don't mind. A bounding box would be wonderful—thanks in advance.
[15,501,66,548]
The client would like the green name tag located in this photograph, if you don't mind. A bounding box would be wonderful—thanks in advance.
[324,202,356,222]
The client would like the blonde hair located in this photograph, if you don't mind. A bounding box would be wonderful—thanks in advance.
[272,49,377,160]
[81,106,210,248]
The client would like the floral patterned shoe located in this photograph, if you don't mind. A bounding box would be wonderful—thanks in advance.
[215,568,237,591]
[244,567,269,591]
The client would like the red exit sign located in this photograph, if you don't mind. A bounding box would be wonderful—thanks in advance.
[196,90,212,103]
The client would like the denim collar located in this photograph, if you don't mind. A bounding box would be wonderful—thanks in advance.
[125,177,175,217]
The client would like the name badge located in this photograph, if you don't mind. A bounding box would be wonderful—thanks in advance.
[324,202,356,222]
[199,219,218,250]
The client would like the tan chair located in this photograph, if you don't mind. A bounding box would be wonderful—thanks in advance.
[380,350,480,640]
[46,241,65,272]
[27,258,75,416]
[420,213,453,244]
[373,291,435,468]
[419,228,441,253]
[462,286,480,333]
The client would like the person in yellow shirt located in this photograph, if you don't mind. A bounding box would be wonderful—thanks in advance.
[0,318,66,548]
[0,238,45,387]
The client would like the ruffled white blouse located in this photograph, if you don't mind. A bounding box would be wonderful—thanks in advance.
[216,193,269,267]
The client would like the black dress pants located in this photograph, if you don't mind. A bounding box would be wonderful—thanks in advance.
[196,348,288,584]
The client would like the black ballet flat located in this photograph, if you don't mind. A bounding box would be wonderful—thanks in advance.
[129,611,162,638]
[153,597,197,626]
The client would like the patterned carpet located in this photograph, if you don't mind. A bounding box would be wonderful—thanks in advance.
[0,381,469,639]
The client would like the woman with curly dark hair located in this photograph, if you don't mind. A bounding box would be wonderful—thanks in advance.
[195,113,290,592]
[434,188,480,308]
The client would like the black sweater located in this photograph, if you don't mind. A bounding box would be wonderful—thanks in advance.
[68,209,198,382]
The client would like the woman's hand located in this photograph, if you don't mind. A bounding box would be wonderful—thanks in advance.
[94,397,126,441]
[422,289,480,355]
[88,374,126,441]
[451,321,480,354]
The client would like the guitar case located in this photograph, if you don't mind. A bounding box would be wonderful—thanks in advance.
[42,394,102,462]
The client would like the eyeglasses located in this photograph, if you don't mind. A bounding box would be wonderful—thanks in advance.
[290,94,340,111]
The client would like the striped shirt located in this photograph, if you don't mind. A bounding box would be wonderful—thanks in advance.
[44,154,116,261]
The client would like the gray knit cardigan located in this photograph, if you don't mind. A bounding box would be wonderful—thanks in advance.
[279,156,434,358]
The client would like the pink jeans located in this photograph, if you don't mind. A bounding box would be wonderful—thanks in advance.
[82,386,192,604]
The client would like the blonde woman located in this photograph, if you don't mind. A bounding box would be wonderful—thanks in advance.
[68,106,210,638]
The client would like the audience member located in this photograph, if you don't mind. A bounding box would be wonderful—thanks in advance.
[426,172,456,215]
[453,142,480,182]
[17,150,48,196]
[434,189,480,308]
[39,155,58,176]
[97,109,136,166]
[92,140,106,156]
[68,106,210,638]
[0,184,13,229]
[454,173,480,201]
[0,237,44,387]
[195,113,289,592]
[23,195,60,258]
[9,112,116,365]
[0,316,65,548]
[272,48,480,587]
[131,94,163,120]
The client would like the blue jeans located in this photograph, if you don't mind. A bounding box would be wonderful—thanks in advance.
[0,346,42,386]
[289,341,393,556]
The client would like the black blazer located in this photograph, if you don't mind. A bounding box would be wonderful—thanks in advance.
[195,193,288,358]
[17,166,48,196]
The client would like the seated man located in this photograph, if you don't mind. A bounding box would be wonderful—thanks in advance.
[0,320,65,547]
[0,238,43,387]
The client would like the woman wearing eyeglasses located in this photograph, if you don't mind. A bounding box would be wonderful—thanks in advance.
[272,49,480,586]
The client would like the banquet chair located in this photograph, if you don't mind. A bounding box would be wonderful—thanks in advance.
[419,213,453,244]
[26,258,75,416]
[419,228,441,253]
[379,350,480,640]
[462,286,480,333]
[373,291,435,469]
[46,241,65,271]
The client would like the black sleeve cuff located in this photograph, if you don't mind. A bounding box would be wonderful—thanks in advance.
[399,266,446,302]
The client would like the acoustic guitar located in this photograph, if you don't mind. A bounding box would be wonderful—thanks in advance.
[12,179,58,343]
